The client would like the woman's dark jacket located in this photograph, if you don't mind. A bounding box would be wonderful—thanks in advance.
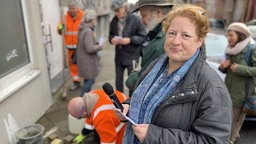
[125,22,165,91]
[129,50,232,144]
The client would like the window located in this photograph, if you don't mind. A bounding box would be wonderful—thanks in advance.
[0,0,40,101]
[0,0,30,78]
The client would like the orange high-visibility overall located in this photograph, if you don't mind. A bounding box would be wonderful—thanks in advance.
[84,90,128,144]
[58,9,83,82]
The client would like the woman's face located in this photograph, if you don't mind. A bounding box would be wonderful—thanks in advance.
[164,16,203,63]
[227,30,238,46]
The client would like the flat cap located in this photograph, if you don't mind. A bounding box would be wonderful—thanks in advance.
[133,0,176,12]
[111,0,126,11]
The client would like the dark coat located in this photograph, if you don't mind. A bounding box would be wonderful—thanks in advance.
[77,23,102,79]
[135,50,232,144]
[125,22,165,91]
[109,13,147,64]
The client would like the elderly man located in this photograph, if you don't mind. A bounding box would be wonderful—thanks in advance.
[125,0,176,93]
[68,89,128,144]
[109,0,147,93]
[57,0,83,90]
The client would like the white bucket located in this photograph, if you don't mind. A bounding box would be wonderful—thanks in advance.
[68,114,85,134]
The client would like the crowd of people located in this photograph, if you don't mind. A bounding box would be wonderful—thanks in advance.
[58,0,256,144]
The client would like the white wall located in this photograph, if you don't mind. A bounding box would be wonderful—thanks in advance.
[0,0,52,143]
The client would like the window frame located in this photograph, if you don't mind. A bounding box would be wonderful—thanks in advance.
[0,0,40,102]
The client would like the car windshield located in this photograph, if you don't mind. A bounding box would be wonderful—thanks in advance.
[205,33,228,62]
[248,26,256,40]
[204,31,227,80]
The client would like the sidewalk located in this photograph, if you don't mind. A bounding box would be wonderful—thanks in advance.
[37,42,129,143]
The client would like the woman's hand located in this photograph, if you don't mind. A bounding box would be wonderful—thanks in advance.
[122,104,129,115]
[219,59,231,70]
[230,63,238,72]
[133,124,149,143]
[113,104,130,122]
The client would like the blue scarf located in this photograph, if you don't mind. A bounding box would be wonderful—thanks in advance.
[123,49,199,144]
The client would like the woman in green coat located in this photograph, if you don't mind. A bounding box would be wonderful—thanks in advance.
[219,22,256,144]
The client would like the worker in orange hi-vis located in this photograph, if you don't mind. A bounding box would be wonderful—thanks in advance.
[68,89,129,144]
[57,0,83,90]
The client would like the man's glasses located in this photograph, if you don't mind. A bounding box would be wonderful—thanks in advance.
[78,106,84,119]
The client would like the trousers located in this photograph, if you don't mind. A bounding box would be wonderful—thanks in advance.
[80,79,95,96]
[115,61,133,93]
[229,107,246,144]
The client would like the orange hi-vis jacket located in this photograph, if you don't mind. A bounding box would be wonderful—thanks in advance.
[58,9,83,49]
[85,90,128,144]
[57,10,83,81]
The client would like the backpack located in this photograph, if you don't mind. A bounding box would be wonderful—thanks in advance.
[242,96,256,115]
[242,43,256,115]
[244,44,255,66]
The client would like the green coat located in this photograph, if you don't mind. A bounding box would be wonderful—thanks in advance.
[223,44,256,107]
[125,23,165,92]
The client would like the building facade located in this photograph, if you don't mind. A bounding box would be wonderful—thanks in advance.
[0,0,52,143]
[190,0,256,27]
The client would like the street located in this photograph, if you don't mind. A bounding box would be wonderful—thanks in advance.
[238,120,256,144]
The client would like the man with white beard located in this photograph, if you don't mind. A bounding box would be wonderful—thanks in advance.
[125,0,176,93]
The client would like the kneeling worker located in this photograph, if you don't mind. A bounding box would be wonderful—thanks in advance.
[68,89,128,144]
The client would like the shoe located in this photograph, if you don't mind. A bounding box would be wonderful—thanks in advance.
[69,82,81,91]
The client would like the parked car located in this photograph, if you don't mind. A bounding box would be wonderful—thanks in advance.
[209,18,225,29]
[206,60,225,80]
[246,19,256,42]
[205,32,227,63]
[246,19,256,26]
